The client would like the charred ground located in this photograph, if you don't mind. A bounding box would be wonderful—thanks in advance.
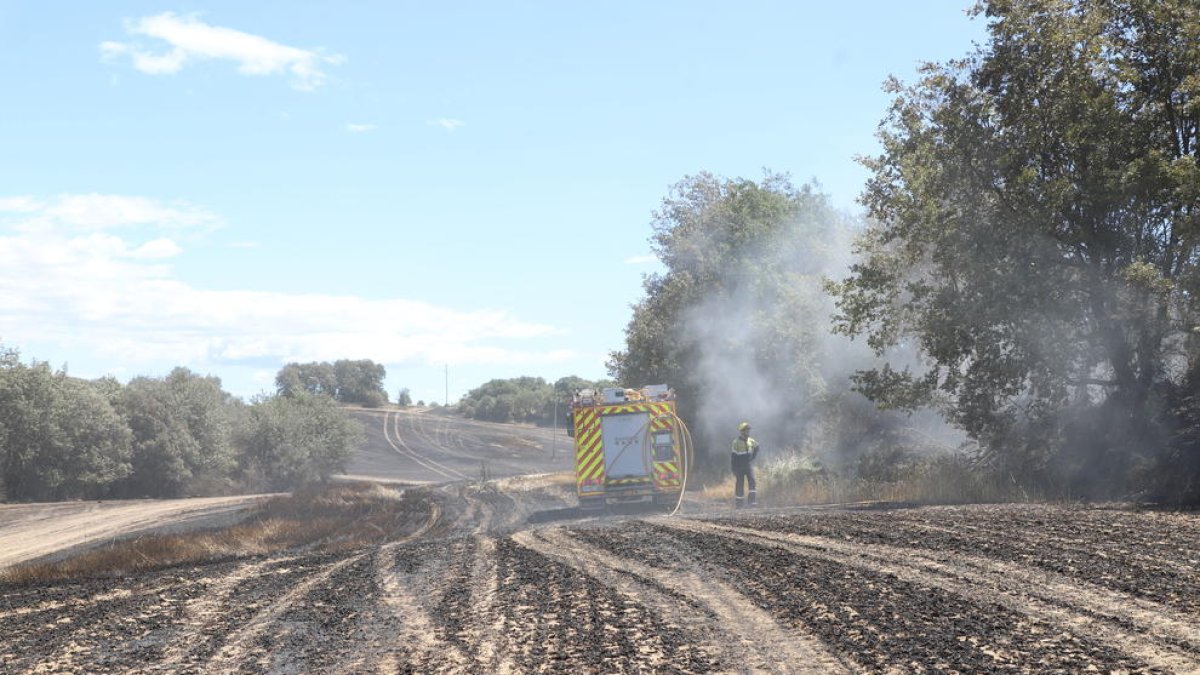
[2,408,1198,673]
[2,483,1198,673]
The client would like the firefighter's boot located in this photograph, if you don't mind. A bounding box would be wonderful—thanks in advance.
[735,496,745,509]
[748,490,757,507]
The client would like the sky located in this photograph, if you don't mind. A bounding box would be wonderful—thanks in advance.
[0,2,989,405]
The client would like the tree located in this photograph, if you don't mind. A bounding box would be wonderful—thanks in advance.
[831,0,1200,498]
[609,172,849,460]
[0,353,131,501]
[275,359,389,407]
[119,368,236,497]
[397,388,413,408]
[459,377,554,423]
[238,393,363,490]
[275,362,337,398]
[333,359,388,406]
[537,376,616,424]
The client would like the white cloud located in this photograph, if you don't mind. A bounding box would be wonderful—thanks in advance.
[35,194,218,231]
[624,254,657,265]
[130,238,183,259]
[0,194,568,381]
[346,123,377,133]
[101,12,344,91]
[0,196,44,213]
[429,118,465,132]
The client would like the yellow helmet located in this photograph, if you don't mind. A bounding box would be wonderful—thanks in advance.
[738,421,751,432]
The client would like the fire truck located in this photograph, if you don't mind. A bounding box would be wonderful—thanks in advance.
[567,384,691,510]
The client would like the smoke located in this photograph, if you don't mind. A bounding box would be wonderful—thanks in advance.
[679,202,964,471]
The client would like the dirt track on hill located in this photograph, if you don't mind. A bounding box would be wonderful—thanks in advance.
[2,408,1199,672]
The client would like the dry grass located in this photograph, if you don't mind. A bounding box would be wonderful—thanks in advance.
[495,471,575,492]
[700,452,1023,507]
[1,482,437,585]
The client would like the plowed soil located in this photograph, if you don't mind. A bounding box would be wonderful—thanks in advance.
[3,408,1198,673]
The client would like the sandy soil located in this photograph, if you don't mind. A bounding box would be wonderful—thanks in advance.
[0,495,269,569]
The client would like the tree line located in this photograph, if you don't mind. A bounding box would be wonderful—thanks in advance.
[0,345,363,502]
[458,376,615,425]
[275,359,389,407]
[612,0,1199,503]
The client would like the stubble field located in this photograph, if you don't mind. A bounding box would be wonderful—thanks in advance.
[2,409,1197,673]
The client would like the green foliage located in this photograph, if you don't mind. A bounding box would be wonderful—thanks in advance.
[459,375,612,425]
[275,362,336,398]
[608,171,851,462]
[459,377,549,423]
[832,0,1200,499]
[0,339,372,502]
[118,368,236,498]
[396,388,413,408]
[0,351,132,501]
[334,359,388,407]
[275,359,388,407]
[238,393,364,491]
[1156,360,1200,504]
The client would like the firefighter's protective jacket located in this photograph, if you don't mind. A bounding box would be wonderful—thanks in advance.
[731,437,758,456]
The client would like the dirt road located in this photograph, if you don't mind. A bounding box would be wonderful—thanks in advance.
[2,408,1199,672]
[341,407,574,484]
[0,495,269,569]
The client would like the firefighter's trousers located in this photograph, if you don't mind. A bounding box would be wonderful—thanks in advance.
[731,453,756,507]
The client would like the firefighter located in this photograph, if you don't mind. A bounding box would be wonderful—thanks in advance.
[731,421,759,508]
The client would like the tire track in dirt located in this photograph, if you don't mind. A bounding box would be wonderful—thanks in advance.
[409,410,472,464]
[201,552,367,672]
[740,508,1200,615]
[150,556,304,671]
[362,531,517,673]
[408,410,528,480]
[513,527,852,674]
[371,540,470,673]
[359,483,517,672]
[577,519,1152,673]
[873,515,1200,584]
[253,553,379,673]
[333,498,493,674]
[2,575,198,673]
[662,517,1200,674]
[491,535,724,673]
[427,535,516,673]
[382,410,467,481]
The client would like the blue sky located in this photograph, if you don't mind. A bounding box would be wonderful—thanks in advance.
[0,2,987,405]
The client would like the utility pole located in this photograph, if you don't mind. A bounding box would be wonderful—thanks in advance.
[444,364,449,408]
[552,395,558,461]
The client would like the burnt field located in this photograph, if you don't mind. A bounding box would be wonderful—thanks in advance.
[2,484,1198,673]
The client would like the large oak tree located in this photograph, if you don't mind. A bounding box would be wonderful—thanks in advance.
[832,0,1200,498]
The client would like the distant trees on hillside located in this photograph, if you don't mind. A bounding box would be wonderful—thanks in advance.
[459,376,614,425]
[396,388,413,408]
[275,359,388,407]
[0,342,364,502]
